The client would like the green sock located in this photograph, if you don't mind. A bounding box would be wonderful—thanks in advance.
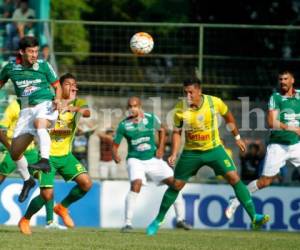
[61,185,87,208]
[24,195,46,220]
[233,180,256,220]
[156,187,179,222]
[45,199,54,224]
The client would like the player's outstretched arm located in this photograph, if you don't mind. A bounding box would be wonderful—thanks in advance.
[52,81,62,111]
[112,142,121,163]
[156,126,166,159]
[223,111,246,152]
[168,128,181,166]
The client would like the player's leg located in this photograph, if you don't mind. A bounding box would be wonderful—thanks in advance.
[18,188,52,235]
[147,152,201,235]
[11,134,36,202]
[209,146,269,228]
[0,150,18,184]
[18,164,56,235]
[152,158,191,230]
[122,158,145,231]
[30,101,58,170]
[226,143,286,219]
[54,154,91,228]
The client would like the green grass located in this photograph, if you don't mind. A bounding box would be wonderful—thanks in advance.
[1,226,299,250]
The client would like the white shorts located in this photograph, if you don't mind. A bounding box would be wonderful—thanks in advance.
[262,143,300,177]
[98,160,118,179]
[127,157,173,185]
[13,101,58,138]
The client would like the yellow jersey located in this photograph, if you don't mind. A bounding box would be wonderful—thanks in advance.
[50,98,88,156]
[173,95,228,151]
[0,100,35,150]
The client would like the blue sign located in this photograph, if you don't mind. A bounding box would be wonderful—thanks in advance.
[0,178,101,227]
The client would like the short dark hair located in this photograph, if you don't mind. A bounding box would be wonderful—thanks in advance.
[60,73,76,84]
[278,69,295,78]
[19,36,39,50]
[183,78,201,88]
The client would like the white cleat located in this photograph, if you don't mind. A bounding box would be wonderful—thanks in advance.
[225,198,240,219]
[45,221,67,230]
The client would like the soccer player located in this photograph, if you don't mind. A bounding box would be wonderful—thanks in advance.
[0,36,62,201]
[113,97,191,232]
[18,73,92,235]
[0,99,39,198]
[0,98,66,229]
[225,70,300,219]
[146,78,270,235]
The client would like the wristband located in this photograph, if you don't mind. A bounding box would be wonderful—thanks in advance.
[234,134,241,140]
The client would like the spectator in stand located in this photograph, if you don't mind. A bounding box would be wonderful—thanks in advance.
[6,0,35,51]
[240,139,265,182]
[98,128,117,179]
[40,44,50,61]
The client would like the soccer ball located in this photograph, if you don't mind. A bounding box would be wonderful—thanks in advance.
[130,32,154,55]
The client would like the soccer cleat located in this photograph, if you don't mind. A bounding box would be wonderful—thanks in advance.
[45,221,67,230]
[18,177,36,203]
[18,217,31,235]
[146,219,161,236]
[29,158,51,173]
[54,203,75,228]
[225,198,240,219]
[176,220,192,230]
[120,225,133,233]
[252,214,270,230]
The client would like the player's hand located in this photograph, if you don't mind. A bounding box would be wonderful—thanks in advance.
[236,139,246,152]
[289,126,300,136]
[53,99,62,112]
[113,154,121,164]
[156,148,164,159]
[168,154,177,167]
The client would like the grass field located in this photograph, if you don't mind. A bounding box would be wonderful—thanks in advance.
[1,226,299,250]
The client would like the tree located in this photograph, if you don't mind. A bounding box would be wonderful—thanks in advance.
[51,0,92,66]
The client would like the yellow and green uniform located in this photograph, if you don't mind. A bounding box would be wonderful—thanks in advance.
[173,95,236,181]
[0,100,39,176]
[0,59,59,108]
[39,98,88,187]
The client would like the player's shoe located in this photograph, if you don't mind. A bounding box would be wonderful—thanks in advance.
[45,221,67,230]
[18,217,31,235]
[18,176,36,203]
[225,198,240,219]
[54,203,75,228]
[146,219,161,236]
[121,225,133,233]
[176,220,192,230]
[29,158,51,173]
[251,214,270,230]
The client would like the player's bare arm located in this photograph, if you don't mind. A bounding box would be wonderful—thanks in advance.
[223,111,246,152]
[268,109,300,136]
[168,128,182,166]
[52,81,62,111]
[156,126,166,159]
[112,142,121,163]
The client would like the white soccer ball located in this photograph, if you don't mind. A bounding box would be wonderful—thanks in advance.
[130,32,154,55]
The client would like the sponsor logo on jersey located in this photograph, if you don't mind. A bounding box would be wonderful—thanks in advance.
[16,79,42,88]
[136,143,151,151]
[12,64,22,71]
[187,132,210,141]
[131,136,150,146]
[21,85,40,96]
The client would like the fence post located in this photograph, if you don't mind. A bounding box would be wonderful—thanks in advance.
[197,24,204,81]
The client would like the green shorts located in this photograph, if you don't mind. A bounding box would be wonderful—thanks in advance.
[174,145,236,181]
[39,153,87,188]
[0,148,39,176]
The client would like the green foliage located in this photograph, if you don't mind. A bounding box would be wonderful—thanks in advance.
[51,0,92,66]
